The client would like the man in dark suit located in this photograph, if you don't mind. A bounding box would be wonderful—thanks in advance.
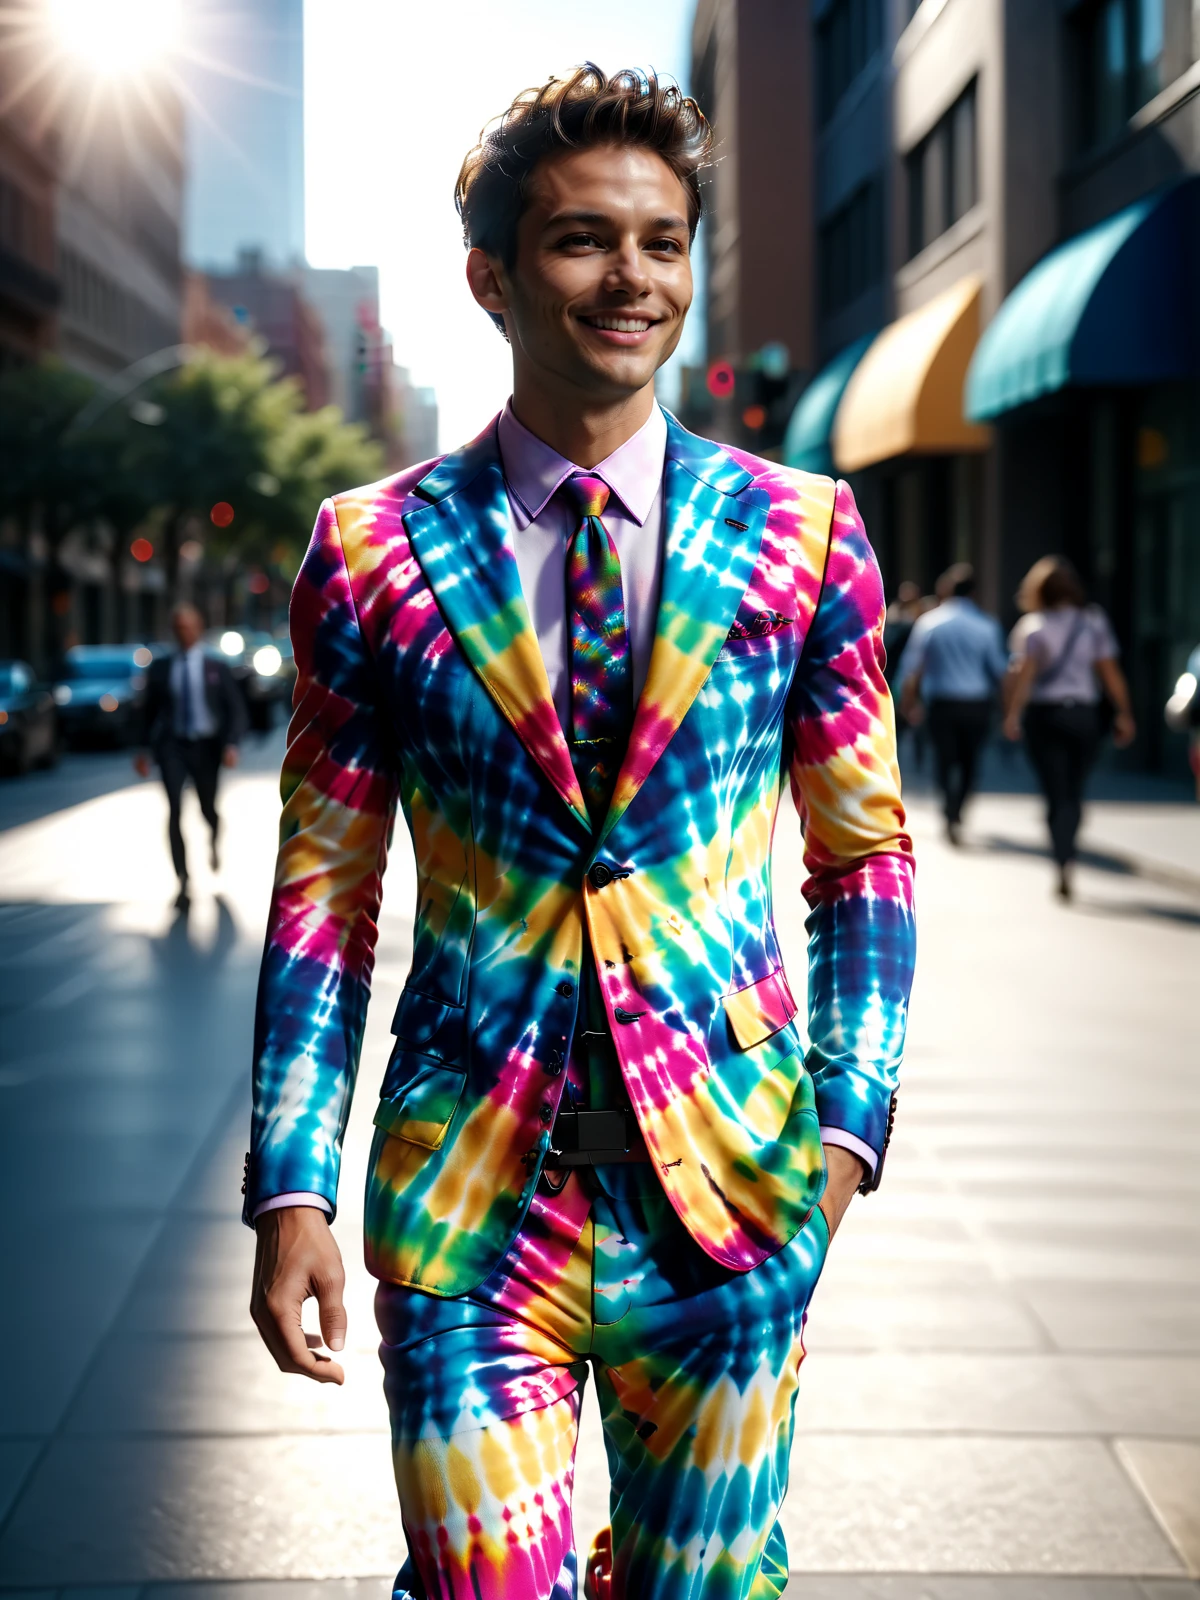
[135,603,247,907]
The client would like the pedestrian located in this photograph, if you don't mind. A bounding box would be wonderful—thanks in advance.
[134,602,246,909]
[1164,643,1200,802]
[1003,556,1135,899]
[898,562,1007,845]
[883,579,925,687]
[244,66,915,1600]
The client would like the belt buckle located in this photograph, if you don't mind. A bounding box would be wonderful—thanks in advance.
[545,1107,635,1168]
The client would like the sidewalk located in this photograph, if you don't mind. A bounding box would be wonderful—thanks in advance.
[902,738,1199,890]
[0,762,1196,1597]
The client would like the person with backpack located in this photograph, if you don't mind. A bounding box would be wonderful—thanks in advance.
[1003,556,1135,899]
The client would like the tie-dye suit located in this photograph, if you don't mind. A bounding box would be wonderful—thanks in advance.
[246,415,915,1597]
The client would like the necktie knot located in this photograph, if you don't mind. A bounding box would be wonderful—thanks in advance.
[560,473,610,522]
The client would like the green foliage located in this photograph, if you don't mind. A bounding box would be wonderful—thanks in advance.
[0,349,385,582]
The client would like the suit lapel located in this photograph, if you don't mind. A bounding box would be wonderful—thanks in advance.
[598,416,767,846]
[403,422,591,831]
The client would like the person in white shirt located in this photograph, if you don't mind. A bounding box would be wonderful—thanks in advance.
[135,603,246,907]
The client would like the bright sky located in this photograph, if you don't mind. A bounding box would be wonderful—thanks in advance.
[303,0,698,451]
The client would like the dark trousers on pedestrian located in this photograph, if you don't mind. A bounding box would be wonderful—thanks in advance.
[1023,702,1101,867]
[928,698,992,826]
[158,736,222,885]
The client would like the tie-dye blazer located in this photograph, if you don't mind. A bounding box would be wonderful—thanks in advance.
[245,414,915,1295]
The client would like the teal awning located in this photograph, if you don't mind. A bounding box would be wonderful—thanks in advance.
[783,334,874,474]
[966,177,1200,421]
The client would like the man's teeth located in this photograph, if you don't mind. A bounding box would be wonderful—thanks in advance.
[588,316,651,332]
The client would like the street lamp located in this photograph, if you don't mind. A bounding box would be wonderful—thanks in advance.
[66,344,194,436]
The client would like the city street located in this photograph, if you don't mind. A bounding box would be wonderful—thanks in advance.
[1,735,1198,1599]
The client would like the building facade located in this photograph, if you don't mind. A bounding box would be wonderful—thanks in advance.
[0,17,58,368]
[687,0,817,449]
[182,0,305,271]
[693,0,1200,773]
[205,250,330,410]
[54,86,185,379]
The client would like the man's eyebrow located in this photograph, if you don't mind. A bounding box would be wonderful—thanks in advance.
[540,209,689,231]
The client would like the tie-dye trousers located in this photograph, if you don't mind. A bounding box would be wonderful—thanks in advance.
[375,1163,830,1600]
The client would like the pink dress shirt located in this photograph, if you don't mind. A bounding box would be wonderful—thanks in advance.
[253,403,871,1220]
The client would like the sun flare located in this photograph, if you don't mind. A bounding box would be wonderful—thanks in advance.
[46,0,183,77]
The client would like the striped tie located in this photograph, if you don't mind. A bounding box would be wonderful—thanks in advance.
[560,473,633,825]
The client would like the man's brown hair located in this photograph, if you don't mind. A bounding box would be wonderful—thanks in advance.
[456,64,712,325]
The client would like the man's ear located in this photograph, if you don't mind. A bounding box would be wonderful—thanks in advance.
[465,247,509,319]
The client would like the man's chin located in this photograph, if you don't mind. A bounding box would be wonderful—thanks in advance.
[568,348,665,399]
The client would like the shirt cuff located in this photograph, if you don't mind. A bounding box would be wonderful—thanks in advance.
[819,1126,878,1179]
[251,1191,333,1221]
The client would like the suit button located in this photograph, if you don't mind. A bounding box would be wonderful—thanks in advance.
[539,1103,554,1124]
[588,862,613,889]
[556,981,574,997]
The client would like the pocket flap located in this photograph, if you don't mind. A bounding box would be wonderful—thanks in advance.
[722,968,798,1051]
[390,988,465,1059]
[373,1060,467,1149]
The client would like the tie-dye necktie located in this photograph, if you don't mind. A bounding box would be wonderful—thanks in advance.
[561,473,633,825]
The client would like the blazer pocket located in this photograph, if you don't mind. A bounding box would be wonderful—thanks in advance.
[390,987,466,1061]
[374,1053,467,1150]
[723,967,799,1051]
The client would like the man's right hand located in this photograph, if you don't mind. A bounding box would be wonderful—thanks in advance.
[133,752,151,779]
[251,1206,347,1384]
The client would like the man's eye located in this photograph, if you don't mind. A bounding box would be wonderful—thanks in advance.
[647,238,685,254]
[558,233,602,249]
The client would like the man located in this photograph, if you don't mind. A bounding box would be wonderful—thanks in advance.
[246,66,915,1600]
[135,602,245,907]
[898,562,1007,845]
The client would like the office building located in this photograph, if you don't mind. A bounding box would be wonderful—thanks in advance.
[205,249,330,409]
[182,0,305,270]
[694,0,1200,770]
[688,0,816,448]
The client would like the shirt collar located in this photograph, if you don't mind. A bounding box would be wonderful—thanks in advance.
[497,399,667,527]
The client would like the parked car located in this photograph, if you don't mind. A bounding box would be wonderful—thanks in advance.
[206,627,295,731]
[0,660,59,774]
[53,644,152,747]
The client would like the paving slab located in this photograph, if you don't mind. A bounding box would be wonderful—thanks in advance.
[0,1434,404,1584]
[777,1436,1185,1575]
[1117,1440,1200,1577]
[65,1336,389,1436]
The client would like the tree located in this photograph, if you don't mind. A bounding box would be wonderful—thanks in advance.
[134,347,384,588]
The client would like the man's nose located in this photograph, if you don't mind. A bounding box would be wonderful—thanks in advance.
[605,242,651,296]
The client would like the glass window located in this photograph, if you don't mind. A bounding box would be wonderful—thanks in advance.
[1135,0,1164,105]
[816,0,883,126]
[1078,0,1166,149]
[905,80,977,259]
[949,81,978,222]
[819,179,884,316]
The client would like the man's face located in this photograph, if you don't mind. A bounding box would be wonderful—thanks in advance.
[172,608,203,650]
[487,144,693,402]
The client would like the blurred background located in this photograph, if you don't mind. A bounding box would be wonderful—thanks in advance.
[0,2,1197,1598]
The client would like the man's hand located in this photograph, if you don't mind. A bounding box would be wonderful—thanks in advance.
[819,1144,867,1242]
[251,1206,347,1383]
[222,745,240,769]
[133,752,151,778]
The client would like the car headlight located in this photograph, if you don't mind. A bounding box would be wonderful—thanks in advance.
[54,685,72,705]
[221,630,245,657]
[252,644,282,677]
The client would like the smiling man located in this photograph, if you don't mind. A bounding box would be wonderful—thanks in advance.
[246,66,915,1600]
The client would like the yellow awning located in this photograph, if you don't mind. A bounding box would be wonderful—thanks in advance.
[832,274,991,471]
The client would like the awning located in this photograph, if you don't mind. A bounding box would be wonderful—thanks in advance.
[966,177,1200,421]
[782,334,874,475]
[832,275,990,471]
